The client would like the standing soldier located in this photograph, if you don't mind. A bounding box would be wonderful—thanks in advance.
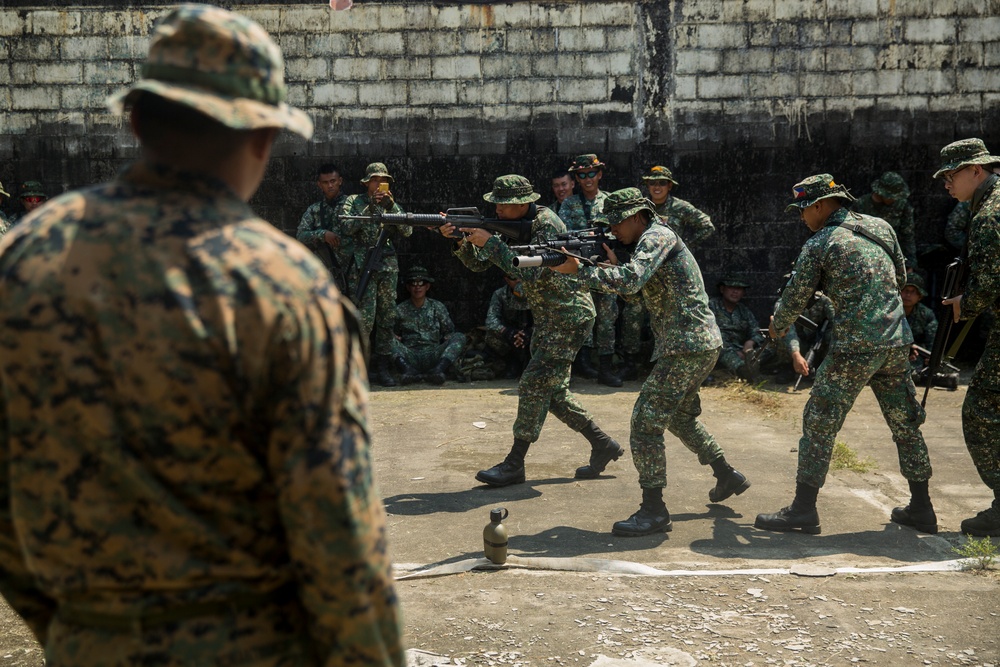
[553,188,750,536]
[936,138,1000,537]
[444,175,623,487]
[338,162,413,386]
[852,171,918,269]
[756,174,935,535]
[296,163,349,291]
[0,6,402,664]
[559,154,620,386]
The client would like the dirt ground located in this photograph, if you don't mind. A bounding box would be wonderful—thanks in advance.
[2,373,998,666]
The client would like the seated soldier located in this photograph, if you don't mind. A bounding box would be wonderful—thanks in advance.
[902,274,957,388]
[392,265,467,385]
[708,276,768,381]
[484,274,533,379]
[781,292,835,386]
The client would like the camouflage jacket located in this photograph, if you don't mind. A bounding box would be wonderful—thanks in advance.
[785,293,835,354]
[0,211,9,239]
[337,193,411,273]
[558,191,608,231]
[578,222,721,359]
[852,193,917,268]
[708,297,764,350]
[0,161,402,661]
[906,301,938,349]
[945,200,971,251]
[395,297,457,348]
[773,207,912,352]
[296,194,350,271]
[653,196,714,248]
[485,284,531,334]
[961,174,1000,321]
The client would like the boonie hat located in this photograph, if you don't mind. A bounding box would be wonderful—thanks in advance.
[107,4,313,139]
[785,174,856,212]
[871,171,910,200]
[19,181,47,199]
[933,138,1000,179]
[904,274,928,297]
[405,265,434,284]
[718,275,751,289]
[641,165,678,185]
[601,188,657,226]
[0,181,10,198]
[361,162,394,184]
[483,175,540,205]
[568,154,606,173]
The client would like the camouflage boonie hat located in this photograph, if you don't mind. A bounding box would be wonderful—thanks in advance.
[904,273,927,297]
[360,162,394,184]
[483,174,540,204]
[933,138,1000,179]
[567,154,606,173]
[107,4,313,139]
[785,173,856,212]
[871,171,910,200]
[718,275,751,289]
[601,187,657,226]
[19,181,47,199]
[641,165,678,185]
[0,181,9,198]
[405,265,434,283]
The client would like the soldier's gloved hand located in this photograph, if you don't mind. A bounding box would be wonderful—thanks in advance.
[520,328,532,349]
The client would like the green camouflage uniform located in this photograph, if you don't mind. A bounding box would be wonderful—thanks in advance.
[337,193,411,355]
[578,191,725,489]
[455,204,597,442]
[558,191,616,356]
[708,296,765,375]
[0,7,402,666]
[945,200,972,250]
[774,202,930,489]
[906,301,938,370]
[853,180,917,269]
[653,196,715,248]
[295,194,349,288]
[484,283,532,360]
[783,293,835,369]
[391,297,467,372]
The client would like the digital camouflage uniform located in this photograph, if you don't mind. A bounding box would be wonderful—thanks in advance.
[484,282,532,362]
[945,200,972,250]
[392,297,467,373]
[773,181,930,491]
[577,190,727,491]
[338,189,411,356]
[295,193,349,290]
[783,293,835,370]
[903,274,938,375]
[852,171,918,268]
[0,7,402,666]
[708,293,765,376]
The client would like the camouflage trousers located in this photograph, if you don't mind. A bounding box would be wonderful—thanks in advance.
[962,322,1000,490]
[46,599,319,666]
[347,267,398,356]
[583,291,618,355]
[514,317,595,443]
[798,345,931,489]
[631,348,724,489]
[620,300,645,354]
[390,333,467,372]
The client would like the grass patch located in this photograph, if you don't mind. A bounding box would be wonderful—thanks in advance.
[953,535,998,571]
[829,440,877,473]
[718,378,783,414]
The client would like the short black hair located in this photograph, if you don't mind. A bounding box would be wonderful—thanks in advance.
[317,163,341,178]
[551,169,572,180]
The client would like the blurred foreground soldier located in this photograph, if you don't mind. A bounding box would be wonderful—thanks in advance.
[553,189,750,535]
[296,162,349,291]
[709,275,768,382]
[756,174,934,535]
[8,180,48,225]
[484,274,533,379]
[936,138,1000,536]
[0,5,403,665]
[446,175,623,487]
[852,171,917,269]
[391,265,467,385]
[641,165,714,248]
[0,180,10,235]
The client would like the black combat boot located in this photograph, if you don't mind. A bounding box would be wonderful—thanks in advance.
[597,354,623,387]
[960,494,1000,537]
[573,347,599,380]
[708,457,751,503]
[619,353,641,381]
[574,421,624,479]
[394,355,422,385]
[755,483,821,534]
[612,487,672,537]
[476,439,530,487]
[890,479,938,534]
[371,354,398,387]
[425,359,451,385]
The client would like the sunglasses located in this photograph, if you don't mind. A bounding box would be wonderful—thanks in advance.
[576,170,600,179]
[408,280,428,287]
[22,196,43,204]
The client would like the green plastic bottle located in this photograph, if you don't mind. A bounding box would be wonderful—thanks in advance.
[483,507,509,564]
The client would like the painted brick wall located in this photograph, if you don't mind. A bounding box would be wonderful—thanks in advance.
[1,1,998,328]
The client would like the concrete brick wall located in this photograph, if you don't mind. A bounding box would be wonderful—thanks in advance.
[2,1,999,327]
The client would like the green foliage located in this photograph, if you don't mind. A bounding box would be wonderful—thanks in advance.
[829,440,877,473]
[952,535,998,571]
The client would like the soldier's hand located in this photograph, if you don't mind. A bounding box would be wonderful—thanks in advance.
[602,242,619,265]
[324,231,341,248]
[550,251,580,274]
[768,315,788,340]
[791,350,809,376]
[460,227,492,247]
[909,345,919,362]
[439,217,462,239]
[942,294,962,323]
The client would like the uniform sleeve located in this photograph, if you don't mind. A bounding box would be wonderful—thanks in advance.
[484,289,505,334]
[578,228,667,296]
[961,212,1000,319]
[453,239,494,273]
[677,200,715,248]
[773,241,823,333]
[296,204,325,248]
[436,301,456,339]
[268,287,403,666]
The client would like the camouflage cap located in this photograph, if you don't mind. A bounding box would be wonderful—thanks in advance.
[360,162,394,184]
[0,181,9,198]
[405,265,434,283]
[567,154,606,173]
[904,273,927,297]
[641,165,678,185]
[483,174,540,204]
[107,4,313,139]
[871,171,910,200]
[785,174,856,212]
[933,138,1000,179]
[602,187,657,226]
[718,275,751,289]
[19,181,47,199]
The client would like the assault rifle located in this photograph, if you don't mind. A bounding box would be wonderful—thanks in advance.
[510,228,630,268]
[747,314,819,381]
[341,207,536,244]
[921,258,969,407]
[793,318,829,392]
